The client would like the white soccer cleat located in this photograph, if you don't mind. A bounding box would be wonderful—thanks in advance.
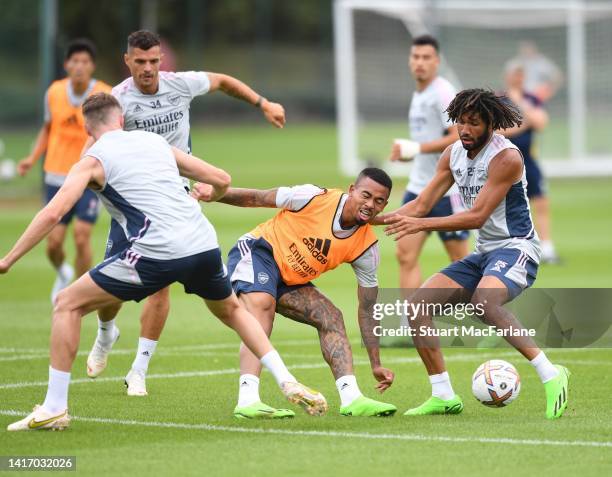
[281,381,328,416]
[125,369,148,396]
[50,263,74,305]
[7,405,70,432]
[86,327,120,378]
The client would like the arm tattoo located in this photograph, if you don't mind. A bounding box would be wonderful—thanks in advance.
[357,286,381,368]
[277,287,354,379]
[218,187,278,208]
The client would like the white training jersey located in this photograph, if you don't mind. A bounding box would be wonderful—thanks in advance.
[407,76,456,195]
[449,133,541,262]
[86,129,219,260]
[111,71,210,153]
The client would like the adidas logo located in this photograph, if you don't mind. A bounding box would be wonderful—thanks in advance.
[302,237,331,264]
[240,381,248,386]
[62,114,79,126]
[133,104,143,113]
[341,383,349,390]
[141,351,150,356]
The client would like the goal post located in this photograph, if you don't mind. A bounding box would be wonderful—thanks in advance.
[334,0,612,178]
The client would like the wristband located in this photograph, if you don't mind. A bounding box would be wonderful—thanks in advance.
[255,96,266,108]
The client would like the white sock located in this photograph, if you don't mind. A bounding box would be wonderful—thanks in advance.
[131,337,157,374]
[57,262,72,280]
[237,374,261,407]
[430,371,455,400]
[530,351,559,383]
[335,375,362,407]
[541,240,556,256]
[97,317,117,348]
[260,350,296,387]
[42,367,70,414]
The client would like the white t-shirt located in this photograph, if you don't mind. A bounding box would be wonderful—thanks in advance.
[274,184,379,287]
[86,129,219,260]
[407,76,456,195]
[111,71,210,153]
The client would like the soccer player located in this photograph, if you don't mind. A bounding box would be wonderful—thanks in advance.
[510,41,563,103]
[501,61,560,263]
[0,93,326,431]
[388,35,468,290]
[17,39,111,302]
[381,89,570,419]
[85,30,287,396]
[191,169,397,418]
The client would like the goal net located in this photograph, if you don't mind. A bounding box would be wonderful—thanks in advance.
[334,0,612,177]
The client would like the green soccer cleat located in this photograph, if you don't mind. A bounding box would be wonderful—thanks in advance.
[340,396,397,417]
[544,365,571,420]
[403,395,464,416]
[233,401,296,419]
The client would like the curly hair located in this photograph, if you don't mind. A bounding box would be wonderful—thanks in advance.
[446,88,523,130]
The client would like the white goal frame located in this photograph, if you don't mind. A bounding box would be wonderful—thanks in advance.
[334,0,612,177]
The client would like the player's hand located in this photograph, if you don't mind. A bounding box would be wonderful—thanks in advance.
[384,214,423,240]
[368,213,389,226]
[262,100,285,128]
[388,142,403,162]
[0,257,11,274]
[389,139,420,162]
[190,182,215,202]
[372,366,395,393]
[17,157,34,177]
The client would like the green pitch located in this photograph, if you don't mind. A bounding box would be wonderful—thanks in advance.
[0,124,611,476]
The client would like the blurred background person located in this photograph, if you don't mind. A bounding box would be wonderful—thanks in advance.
[388,34,468,290]
[16,39,111,302]
[510,41,563,103]
[501,60,560,264]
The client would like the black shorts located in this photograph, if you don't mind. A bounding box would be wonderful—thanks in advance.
[90,247,233,302]
[46,184,99,225]
[226,237,313,300]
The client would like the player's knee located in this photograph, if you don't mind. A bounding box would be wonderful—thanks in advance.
[396,247,418,268]
[317,305,345,334]
[257,299,276,317]
[73,229,91,251]
[470,291,499,322]
[53,289,81,316]
[46,236,63,255]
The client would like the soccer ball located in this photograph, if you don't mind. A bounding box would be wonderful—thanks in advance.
[472,360,521,407]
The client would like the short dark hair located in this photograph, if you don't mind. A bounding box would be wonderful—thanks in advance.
[446,88,523,130]
[127,30,161,51]
[82,93,122,126]
[356,167,393,192]
[412,34,440,53]
[65,38,96,61]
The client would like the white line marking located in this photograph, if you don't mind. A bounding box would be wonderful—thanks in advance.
[0,409,610,448]
[0,350,558,390]
[0,339,326,355]
[0,343,607,362]
[0,347,608,390]
[0,350,250,363]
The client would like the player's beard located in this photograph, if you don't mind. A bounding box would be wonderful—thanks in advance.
[461,130,490,152]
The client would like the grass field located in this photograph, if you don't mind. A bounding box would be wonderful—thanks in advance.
[0,124,611,476]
